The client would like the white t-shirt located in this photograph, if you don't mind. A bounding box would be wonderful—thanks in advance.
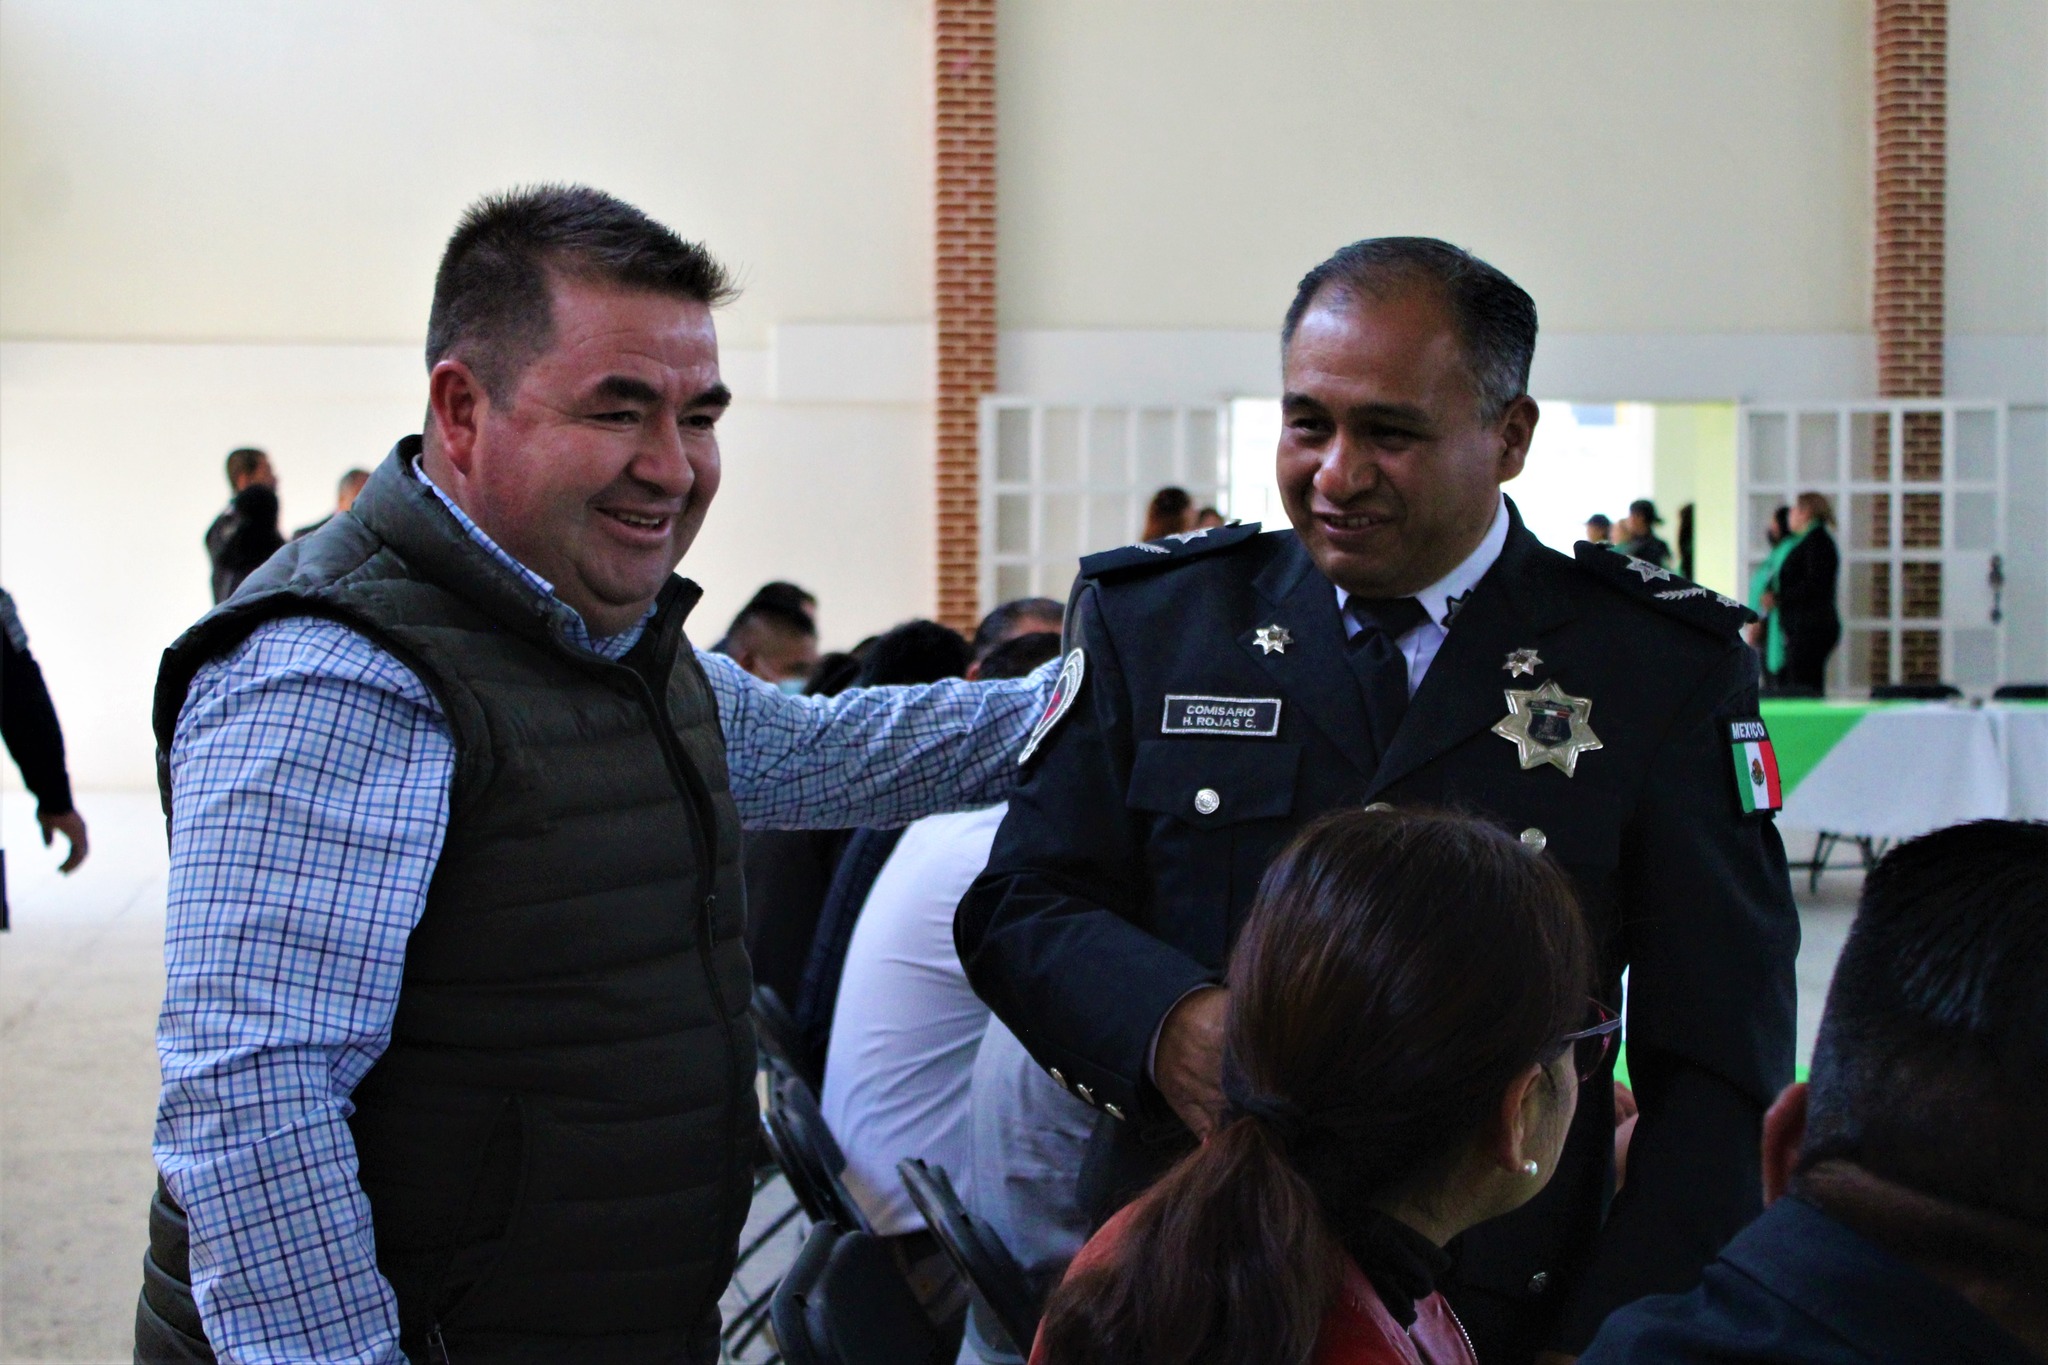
[821,803,1007,1235]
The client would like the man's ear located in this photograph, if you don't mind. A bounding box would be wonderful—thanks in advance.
[1495,394,1540,484]
[1761,1082,1809,1205]
[427,359,489,476]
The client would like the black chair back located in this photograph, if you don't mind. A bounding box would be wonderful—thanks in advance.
[1993,683,2048,701]
[1872,682,1962,701]
[897,1158,1041,1354]
[771,1222,949,1365]
[753,983,823,1092]
[762,1072,872,1233]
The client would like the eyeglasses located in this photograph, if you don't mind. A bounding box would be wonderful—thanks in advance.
[1548,1000,1622,1084]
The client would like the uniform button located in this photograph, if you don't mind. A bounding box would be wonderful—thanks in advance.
[1104,1102,1126,1121]
[1048,1068,1067,1091]
[1193,788,1221,816]
[1362,801,1394,814]
[1520,827,1548,853]
[1528,1272,1550,1295]
[1076,1083,1096,1105]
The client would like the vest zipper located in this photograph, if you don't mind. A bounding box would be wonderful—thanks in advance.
[618,665,752,1293]
[426,1322,451,1364]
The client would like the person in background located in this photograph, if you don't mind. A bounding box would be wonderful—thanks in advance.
[1141,486,1197,542]
[793,616,979,1061]
[0,588,89,893]
[1032,808,1598,1365]
[204,447,284,603]
[743,579,818,625]
[1747,506,1795,681]
[820,628,1064,1312]
[1616,498,1670,568]
[1771,492,1841,694]
[1194,506,1228,531]
[1583,820,2048,1365]
[291,468,371,540]
[1582,513,1612,546]
[747,605,1054,1024]
[972,597,1063,662]
[719,596,819,690]
[1676,502,1696,582]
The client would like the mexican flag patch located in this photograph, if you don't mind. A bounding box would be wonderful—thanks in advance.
[1728,717,1782,815]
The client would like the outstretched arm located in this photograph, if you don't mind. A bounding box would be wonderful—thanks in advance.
[698,647,1058,831]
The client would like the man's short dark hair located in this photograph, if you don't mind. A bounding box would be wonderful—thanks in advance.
[426,185,739,400]
[742,581,818,621]
[858,619,971,687]
[723,601,815,646]
[972,597,1063,662]
[1281,237,1537,423]
[1800,820,2048,1225]
[338,468,371,495]
[225,447,268,486]
[977,630,1062,681]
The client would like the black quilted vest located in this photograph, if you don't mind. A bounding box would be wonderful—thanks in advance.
[152,441,755,1362]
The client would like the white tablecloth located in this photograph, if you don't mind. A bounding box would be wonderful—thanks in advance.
[1780,705,2048,840]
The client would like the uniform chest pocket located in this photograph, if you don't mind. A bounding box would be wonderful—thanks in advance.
[1127,740,1302,827]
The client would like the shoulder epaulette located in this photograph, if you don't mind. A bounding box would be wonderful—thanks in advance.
[1572,542,1756,637]
[1078,521,1262,580]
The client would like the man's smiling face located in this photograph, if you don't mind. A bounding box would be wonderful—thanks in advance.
[435,271,729,635]
[1277,284,1535,598]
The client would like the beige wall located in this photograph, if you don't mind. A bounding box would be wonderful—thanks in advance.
[1948,0,2048,338]
[0,0,932,349]
[1000,0,1876,334]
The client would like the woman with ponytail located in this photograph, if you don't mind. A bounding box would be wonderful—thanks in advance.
[1031,807,1602,1365]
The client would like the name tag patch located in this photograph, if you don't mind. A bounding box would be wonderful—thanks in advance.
[1162,695,1283,738]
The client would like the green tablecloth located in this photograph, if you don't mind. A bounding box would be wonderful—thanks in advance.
[1758,700,1881,793]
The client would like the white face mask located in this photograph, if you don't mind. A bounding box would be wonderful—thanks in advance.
[776,676,809,695]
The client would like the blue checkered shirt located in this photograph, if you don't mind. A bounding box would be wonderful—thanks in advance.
[155,464,1056,1362]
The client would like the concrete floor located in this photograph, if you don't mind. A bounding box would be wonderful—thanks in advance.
[0,791,1865,1364]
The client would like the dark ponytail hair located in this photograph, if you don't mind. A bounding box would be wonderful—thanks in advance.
[1036,808,1592,1365]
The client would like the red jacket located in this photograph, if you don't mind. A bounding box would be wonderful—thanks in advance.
[1031,1205,1477,1365]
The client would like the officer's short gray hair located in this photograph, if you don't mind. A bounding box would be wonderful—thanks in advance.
[1281,238,1537,425]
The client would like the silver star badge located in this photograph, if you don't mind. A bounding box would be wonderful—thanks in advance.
[1493,679,1604,777]
[1504,648,1542,678]
[1626,557,1675,583]
[1253,624,1293,655]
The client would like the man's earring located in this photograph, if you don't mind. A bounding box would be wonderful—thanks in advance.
[1522,1159,1539,1177]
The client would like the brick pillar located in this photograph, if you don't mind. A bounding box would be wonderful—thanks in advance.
[1874,1,1947,685]
[1874,0,1945,398]
[934,0,997,633]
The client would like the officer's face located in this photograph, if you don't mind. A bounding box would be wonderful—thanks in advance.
[429,274,729,636]
[1278,286,1536,598]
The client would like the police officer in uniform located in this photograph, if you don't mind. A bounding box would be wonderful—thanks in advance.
[956,238,1798,1362]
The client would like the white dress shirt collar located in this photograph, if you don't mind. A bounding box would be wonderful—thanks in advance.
[1335,493,1509,634]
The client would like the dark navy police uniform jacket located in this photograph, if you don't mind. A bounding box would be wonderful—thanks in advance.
[956,503,1800,1359]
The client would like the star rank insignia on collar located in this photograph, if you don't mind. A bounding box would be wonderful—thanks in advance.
[1626,557,1675,583]
[1503,647,1542,678]
[1493,679,1604,777]
[1253,624,1292,655]
[1165,527,1212,544]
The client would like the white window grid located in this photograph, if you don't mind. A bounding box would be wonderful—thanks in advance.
[1738,401,2009,692]
[978,399,1232,611]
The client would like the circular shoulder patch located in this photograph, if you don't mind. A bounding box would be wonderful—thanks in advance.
[1018,648,1086,767]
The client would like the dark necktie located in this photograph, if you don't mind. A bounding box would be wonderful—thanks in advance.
[1345,596,1429,761]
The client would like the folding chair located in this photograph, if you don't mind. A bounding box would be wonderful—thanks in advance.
[762,1072,872,1234]
[770,1221,950,1365]
[896,1158,1041,1356]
